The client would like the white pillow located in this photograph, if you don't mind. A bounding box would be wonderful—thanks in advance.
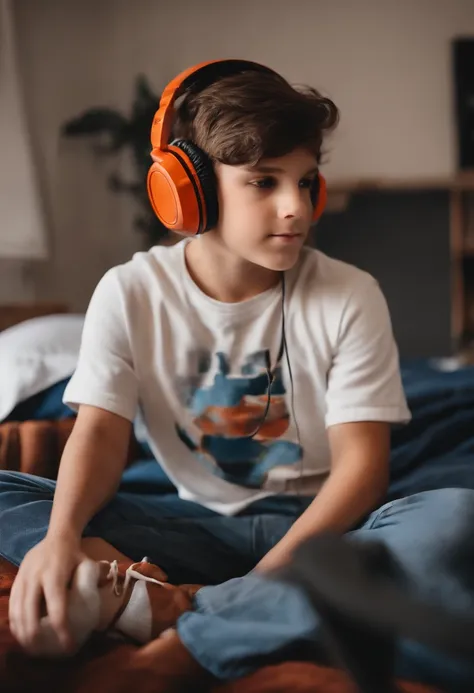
[0,314,84,421]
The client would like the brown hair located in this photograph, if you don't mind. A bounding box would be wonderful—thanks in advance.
[172,69,339,166]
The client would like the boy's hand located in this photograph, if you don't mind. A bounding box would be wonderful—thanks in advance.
[254,543,293,574]
[9,534,86,655]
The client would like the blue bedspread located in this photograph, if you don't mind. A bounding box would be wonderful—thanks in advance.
[388,360,474,500]
[5,361,474,500]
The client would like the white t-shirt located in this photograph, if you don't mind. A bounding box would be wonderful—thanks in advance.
[64,239,410,515]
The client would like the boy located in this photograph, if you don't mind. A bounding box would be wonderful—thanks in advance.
[4,61,473,679]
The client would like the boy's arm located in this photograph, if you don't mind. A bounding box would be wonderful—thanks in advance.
[47,404,133,541]
[255,420,390,573]
[50,266,140,537]
[256,275,409,574]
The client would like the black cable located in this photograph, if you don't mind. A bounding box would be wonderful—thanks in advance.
[280,274,304,504]
[247,275,304,504]
[245,275,285,440]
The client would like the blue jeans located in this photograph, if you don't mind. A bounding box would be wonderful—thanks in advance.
[2,473,474,689]
[0,469,312,585]
[176,488,474,691]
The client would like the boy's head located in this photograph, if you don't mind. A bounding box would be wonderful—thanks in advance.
[150,61,339,272]
[173,69,338,168]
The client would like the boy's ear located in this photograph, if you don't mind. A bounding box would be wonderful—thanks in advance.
[311,173,327,223]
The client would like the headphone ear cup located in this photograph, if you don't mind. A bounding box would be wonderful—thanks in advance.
[312,173,327,222]
[147,148,203,235]
[171,139,219,231]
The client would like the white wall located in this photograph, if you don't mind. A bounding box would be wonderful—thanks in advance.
[0,0,47,306]
[7,0,474,309]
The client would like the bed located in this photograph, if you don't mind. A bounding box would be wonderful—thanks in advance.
[1,313,472,692]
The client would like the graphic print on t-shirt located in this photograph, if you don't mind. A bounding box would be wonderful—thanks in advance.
[174,349,303,489]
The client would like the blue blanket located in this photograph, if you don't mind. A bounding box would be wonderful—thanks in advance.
[5,361,474,500]
[388,360,474,500]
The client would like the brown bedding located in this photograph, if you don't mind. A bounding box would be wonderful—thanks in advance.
[0,419,140,478]
[0,421,439,692]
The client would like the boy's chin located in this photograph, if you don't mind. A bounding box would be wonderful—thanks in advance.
[252,248,303,273]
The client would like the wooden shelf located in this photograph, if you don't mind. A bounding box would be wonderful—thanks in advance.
[325,171,474,216]
[326,171,474,194]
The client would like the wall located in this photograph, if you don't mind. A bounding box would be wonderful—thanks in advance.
[0,261,35,301]
[0,0,47,296]
[5,0,474,353]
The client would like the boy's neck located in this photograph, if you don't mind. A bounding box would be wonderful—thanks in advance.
[184,236,280,303]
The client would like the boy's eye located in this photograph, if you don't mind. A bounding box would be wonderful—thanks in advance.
[250,177,276,189]
[249,176,316,190]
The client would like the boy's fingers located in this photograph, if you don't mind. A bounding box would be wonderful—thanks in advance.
[8,575,24,640]
[43,578,74,652]
[21,580,42,649]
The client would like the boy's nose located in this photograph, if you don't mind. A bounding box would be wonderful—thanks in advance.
[278,189,308,220]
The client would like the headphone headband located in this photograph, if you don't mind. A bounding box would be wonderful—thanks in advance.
[151,59,279,150]
[147,58,327,235]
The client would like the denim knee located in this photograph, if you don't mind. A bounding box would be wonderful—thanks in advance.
[0,469,30,486]
[417,488,474,538]
[0,470,56,565]
[0,469,56,505]
[422,487,474,512]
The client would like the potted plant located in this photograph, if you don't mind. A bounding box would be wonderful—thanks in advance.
[61,75,168,247]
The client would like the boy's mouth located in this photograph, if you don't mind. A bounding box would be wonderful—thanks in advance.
[268,233,303,243]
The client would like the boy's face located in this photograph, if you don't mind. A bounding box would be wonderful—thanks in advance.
[212,147,318,272]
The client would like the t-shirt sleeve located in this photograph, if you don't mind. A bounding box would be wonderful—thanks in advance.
[325,276,411,428]
[63,268,138,422]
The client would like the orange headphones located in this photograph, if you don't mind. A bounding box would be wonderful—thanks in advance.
[147,59,327,235]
